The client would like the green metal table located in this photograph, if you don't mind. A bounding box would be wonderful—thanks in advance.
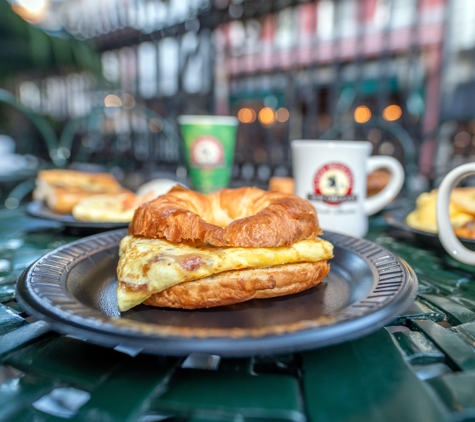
[1,207,475,421]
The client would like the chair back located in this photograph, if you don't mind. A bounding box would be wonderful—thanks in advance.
[57,104,186,187]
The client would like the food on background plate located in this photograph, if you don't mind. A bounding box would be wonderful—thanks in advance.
[33,169,180,222]
[268,177,295,194]
[72,191,140,223]
[367,169,391,198]
[406,188,475,237]
[33,169,125,214]
[117,186,334,311]
[72,178,181,223]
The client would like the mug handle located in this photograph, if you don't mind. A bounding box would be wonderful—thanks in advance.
[436,163,475,265]
[364,156,405,216]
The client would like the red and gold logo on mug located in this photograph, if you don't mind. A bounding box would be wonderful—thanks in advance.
[310,162,357,205]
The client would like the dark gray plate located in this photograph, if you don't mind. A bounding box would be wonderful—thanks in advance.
[384,207,475,249]
[16,229,418,357]
[26,201,129,231]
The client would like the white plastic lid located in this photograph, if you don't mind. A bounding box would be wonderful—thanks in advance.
[177,115,239,126]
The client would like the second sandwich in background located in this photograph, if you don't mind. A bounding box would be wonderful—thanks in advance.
[72,178,181,222]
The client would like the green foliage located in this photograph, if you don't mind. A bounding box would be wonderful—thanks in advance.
[0,0,101,81]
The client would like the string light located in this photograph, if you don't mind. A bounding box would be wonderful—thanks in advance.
[237,108,256,123]
[354,106,371,123]
[382,105,402,121]
[258,107,275,125]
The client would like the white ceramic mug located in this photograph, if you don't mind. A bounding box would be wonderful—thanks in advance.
[291,140,405,238]
[437,163,475,264]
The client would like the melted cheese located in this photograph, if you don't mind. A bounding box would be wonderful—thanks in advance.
[117,235,334,311]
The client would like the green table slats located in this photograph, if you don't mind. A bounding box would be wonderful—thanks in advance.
[392,330,445,364]
[301,329,448,422]
[4,407,74,422]
[152,367,305,421]
[253,354,301,377]
[4,210,475,420]
[448,287,475,312]
[5,336,133,390]
[412,363,453,381]
[0,375,56,421]
[417,279,440,295]
[217,357,254,374]
[452,321,475,346]
[0,320,52,359]
[419,294,475,325]
[0,285,16,303]
[0,303,28,335]
[410,319,475,372]
[71,355,180,422]
[393,300,445,324]
[428,372,475,419]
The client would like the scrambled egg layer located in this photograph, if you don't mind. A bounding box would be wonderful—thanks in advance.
[72,194,136,222]
[406,190,474,233]
[117,235,334,311]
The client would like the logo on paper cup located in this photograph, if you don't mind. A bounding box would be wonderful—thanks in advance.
[190,136,224,167]
[309,162,357,205]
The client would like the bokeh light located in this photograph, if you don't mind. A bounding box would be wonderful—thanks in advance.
[17,0,47,12]
[276,108,290,122]
[258,107,275,125]
[382,105,402,121]
[104,94,122,107]
[253,148,267,163]
[5,198,19,210]
[148,117,163,133]
[237,108,256,123]
[120,93,136,109]
[12,0,49,22]
[454,131,471,148]
[354,106,371,123]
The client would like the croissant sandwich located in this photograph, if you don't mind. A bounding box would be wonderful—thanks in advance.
[117,186,334,311]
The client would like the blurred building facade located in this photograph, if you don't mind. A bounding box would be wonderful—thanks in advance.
[9,0,475,188]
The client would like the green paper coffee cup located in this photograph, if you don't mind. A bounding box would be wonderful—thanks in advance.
[177,115,239,193]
